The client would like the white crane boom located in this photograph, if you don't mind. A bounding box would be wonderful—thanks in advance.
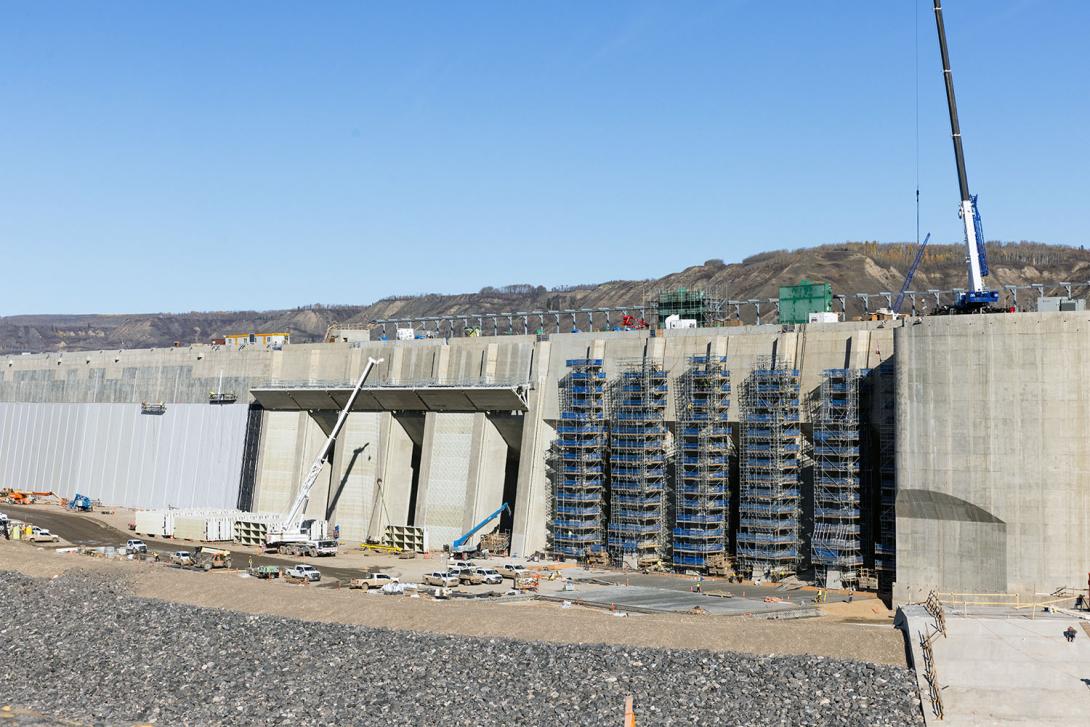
[266,357,383,547]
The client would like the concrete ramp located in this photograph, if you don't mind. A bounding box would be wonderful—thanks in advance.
[900,604,1090,725]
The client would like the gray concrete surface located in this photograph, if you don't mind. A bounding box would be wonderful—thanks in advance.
[900,603,1090,725]
[539,584,817,617]
[895,313,1090,601]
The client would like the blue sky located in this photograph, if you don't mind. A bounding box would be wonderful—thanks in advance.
[1,1,1087,314]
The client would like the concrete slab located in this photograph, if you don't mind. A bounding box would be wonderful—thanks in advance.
[539,584,816,618]
[249,384,530,413]
[900,604,1090,725]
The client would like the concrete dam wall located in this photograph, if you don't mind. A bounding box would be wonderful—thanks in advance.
[4,313,1086,601]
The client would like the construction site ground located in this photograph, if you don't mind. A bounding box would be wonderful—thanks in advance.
[1,505,906,667]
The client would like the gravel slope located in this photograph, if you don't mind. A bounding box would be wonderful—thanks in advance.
[0,570,922,726]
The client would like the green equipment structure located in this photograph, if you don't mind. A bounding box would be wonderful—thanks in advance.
[778,280,832,324]
[655,288,708,327]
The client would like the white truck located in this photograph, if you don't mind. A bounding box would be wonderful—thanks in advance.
[285,564,321,582]
[29,527,60,543]
[274,539,338,558]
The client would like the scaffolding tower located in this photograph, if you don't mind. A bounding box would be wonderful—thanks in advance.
[607,361,668,565]
[550,359,608,559]
[811,368,867,589]
[737,357,802,579]
[873,359,897,587]
[673,356,731,570]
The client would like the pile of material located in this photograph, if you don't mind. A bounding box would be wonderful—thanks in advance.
[0,570,922,726]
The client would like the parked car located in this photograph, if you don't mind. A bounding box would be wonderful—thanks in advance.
[473,567,503,585]
[285,564,321,582]
[499,563,528,579]
[170,550,193,566]
[349,572,399,590]
[126,539,148,554]
[29,527,59,543]
[422,571,459,588]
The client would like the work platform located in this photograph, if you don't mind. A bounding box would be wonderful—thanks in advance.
[250,381,531,413]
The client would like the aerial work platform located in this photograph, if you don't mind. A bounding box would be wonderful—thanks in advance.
[250,381,531,413]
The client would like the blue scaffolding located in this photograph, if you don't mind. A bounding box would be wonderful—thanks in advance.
[672,356,731,570]
[607,361,668,565]
[549,359,608,558]
[737,357,801,579]
[811,368,867,589]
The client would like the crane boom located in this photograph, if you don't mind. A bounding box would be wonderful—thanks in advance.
[933,0,996,306]
[268,357,383,544]
[894,233,931,314]
[452,502,511,553]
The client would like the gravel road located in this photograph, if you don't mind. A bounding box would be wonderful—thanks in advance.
[1,570,923,726]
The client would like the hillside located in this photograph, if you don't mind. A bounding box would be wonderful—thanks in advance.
[3,241,1087,354]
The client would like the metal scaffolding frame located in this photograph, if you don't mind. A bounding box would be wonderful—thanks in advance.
[607,361,669,566]
[549,359,608,558]
[873,359,897,584]
[737,356,802,579]
[672,356,731,570]
[811,368,867,588]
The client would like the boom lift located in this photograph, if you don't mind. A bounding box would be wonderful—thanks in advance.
[264,357,384,553]
[893,233,930,314]
[932,0,1001,313]
[452,502,511,554]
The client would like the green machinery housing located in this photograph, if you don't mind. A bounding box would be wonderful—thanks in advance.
[778,280,832,324]
[656,288,710,326]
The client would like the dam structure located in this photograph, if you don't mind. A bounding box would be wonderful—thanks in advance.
[2,312,1087,602]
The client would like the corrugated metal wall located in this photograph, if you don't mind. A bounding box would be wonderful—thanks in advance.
[0,402,248,509]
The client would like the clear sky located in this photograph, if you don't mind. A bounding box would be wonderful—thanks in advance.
[2,1,1087,315]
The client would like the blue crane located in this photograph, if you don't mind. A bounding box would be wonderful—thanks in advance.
[452,502,511,553]
[893,233,931,314]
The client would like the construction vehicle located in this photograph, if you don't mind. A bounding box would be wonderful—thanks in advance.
[191,546,232,571]
[264,357,383,555]
[67,493,93,512]
[276,539,338,558]
[893,233,931,315]
[451,502,510,554]
[931,1,1002,314]
[4,490,56,505]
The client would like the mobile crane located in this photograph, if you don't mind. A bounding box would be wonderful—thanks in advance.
[264,357,383,554]
[932,0,1001,313]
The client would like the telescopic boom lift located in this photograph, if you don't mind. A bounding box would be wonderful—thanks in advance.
[933,0,1000,311]
[264,357,384,551]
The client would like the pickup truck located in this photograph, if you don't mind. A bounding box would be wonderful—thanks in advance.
[498,563,528,580]
[29,527,59,543]
[126,539,148,554]
[170,550,193,566]
[472,567,503,585]
[349,573,399,590]
[449,565,484,585]
[422,572,459,587]
[285,564,321,582]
